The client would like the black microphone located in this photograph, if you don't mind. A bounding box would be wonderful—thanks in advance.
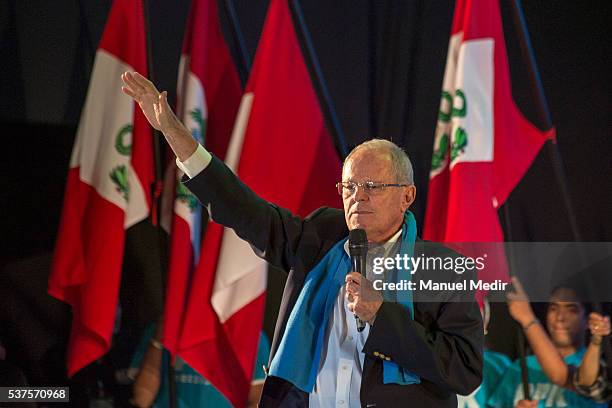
[348,228,368,332]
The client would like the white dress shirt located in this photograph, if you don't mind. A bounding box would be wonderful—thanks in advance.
[309,236,400,408]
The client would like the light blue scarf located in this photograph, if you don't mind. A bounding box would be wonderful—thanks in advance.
[269,211,420,392]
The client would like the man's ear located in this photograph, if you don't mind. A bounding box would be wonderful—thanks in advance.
[402,185,416,212]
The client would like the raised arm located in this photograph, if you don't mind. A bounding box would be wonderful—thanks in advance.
[507,277,568,386]
[120,71,342,273]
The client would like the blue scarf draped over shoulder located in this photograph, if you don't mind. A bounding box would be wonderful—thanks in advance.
[268,211,420,392]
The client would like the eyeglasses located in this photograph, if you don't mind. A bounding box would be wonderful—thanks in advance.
[336,181,409,197]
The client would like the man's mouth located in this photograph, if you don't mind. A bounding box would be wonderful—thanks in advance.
[351,210,373,216]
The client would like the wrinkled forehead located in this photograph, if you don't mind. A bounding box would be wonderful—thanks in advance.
[342,149,394,180]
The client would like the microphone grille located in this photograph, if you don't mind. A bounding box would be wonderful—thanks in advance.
[348,228,368,256]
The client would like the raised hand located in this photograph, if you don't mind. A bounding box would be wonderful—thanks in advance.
[120,71,196,161]
[121,71,186,136]
[588,312,610,339]
[506,276,536,327]
[121,71,162,129]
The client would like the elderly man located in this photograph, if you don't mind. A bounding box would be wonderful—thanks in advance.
[121,72,483,407]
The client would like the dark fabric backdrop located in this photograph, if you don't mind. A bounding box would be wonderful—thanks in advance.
[1,0,610,388]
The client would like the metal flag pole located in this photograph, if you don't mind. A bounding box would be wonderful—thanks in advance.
[288,0,349,158]
[142,0,176,406]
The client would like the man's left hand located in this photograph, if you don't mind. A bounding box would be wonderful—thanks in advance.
[345,272,383,324]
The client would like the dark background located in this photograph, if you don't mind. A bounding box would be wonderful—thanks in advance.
[1,0,610,395]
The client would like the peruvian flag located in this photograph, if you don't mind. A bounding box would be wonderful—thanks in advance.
[161,0,242,357]
[176,0,342,406]
[423,0,555,286]
[49,0,153,377]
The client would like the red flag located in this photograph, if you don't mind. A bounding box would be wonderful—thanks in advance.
[177,0,342,406]
[49,0,153,376]
[423,0,555,288]
[161,0,242,357]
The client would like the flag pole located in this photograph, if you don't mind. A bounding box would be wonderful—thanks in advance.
[288,0,349,158]
[507,0,612,385]
[507,0,583,243]
[502,0,560,399]
[142,0,177,406]
[502,206,531,399]
[221,0,251,86]
[517,324,531,400]
[142,0,165,228]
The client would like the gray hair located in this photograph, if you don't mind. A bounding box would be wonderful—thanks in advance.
[343,139,414,184]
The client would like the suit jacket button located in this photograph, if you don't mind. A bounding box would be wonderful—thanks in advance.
[373,351,380,357]
[385,357,391,361]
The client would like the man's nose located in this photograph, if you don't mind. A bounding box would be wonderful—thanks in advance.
[354,185,369,201]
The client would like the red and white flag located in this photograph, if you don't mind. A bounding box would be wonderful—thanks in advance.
[424,0,555,290]
[49,0,153,376]
[161,0,242,357]
[176,0,342,406]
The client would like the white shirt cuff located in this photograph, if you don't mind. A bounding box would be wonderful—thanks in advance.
[175,144,212,179]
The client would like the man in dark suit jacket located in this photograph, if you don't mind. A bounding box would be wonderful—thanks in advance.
[122,71,483,407]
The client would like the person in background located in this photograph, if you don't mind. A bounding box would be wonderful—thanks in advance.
[489,278,605,407]
[506,277,611,405]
